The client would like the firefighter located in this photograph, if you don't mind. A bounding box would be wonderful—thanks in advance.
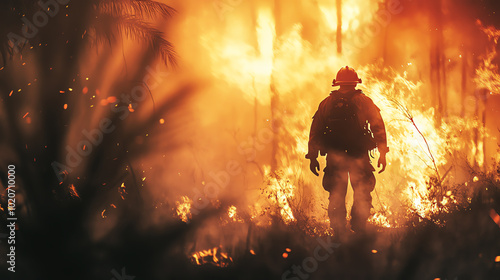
[305,66,389,237]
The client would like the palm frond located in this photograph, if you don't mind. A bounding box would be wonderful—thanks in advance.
[0,2,29,62]
[99,0,175,19]
[92,13,176,67]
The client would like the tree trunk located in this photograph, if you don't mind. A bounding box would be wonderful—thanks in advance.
[336,0,342,53]
[429,0,446,123]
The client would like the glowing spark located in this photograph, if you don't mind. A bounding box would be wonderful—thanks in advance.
[68,184,79,198]
[63,104,68,110]
[489,209,500,228]
[23,112,29,118]
[159,118,165,124]
[118,182,128,200]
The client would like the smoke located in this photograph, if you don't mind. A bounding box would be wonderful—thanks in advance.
[0,0,499,279]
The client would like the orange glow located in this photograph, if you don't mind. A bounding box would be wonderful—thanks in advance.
[489,209,500,227]
[100,96,117,106]
[68,184,79,198]
[118,182,128,200]
[175,196,192,223]
[168,0,490,233]
[191,247,232,267]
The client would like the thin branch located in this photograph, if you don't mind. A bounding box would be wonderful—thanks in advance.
[409,117,441,182]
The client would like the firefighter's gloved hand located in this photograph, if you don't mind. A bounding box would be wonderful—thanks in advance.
[309,158,320,176]
[378,153,387,173]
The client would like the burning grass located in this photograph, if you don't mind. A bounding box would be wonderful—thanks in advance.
[179,167,500,279]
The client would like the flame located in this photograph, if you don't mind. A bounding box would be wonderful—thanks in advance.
[172,0,491,232]
[191,247,232,267]
[175,196,192,223]
[475,21,500,94]
[226,205,244,223]
[259,166,296,224]
[368,212,392,228]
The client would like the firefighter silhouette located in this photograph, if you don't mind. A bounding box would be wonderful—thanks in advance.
[306,66,389,236]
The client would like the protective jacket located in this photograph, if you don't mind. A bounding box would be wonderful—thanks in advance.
[306,90,388,158]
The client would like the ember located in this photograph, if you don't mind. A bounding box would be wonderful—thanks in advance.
[191,247,233,267]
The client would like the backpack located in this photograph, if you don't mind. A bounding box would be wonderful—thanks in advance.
[321,91,376,153]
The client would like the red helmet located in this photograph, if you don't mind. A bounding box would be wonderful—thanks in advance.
[332,66,362,86]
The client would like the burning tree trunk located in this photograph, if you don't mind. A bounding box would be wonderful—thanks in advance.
[269,0,281,172]
[381,1,389,64]
[336,0,342,54]
[461,51,468,117]
[270,82,280,172]
[429,0,447,122]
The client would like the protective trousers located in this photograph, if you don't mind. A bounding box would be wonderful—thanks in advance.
[322,151,375,233]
